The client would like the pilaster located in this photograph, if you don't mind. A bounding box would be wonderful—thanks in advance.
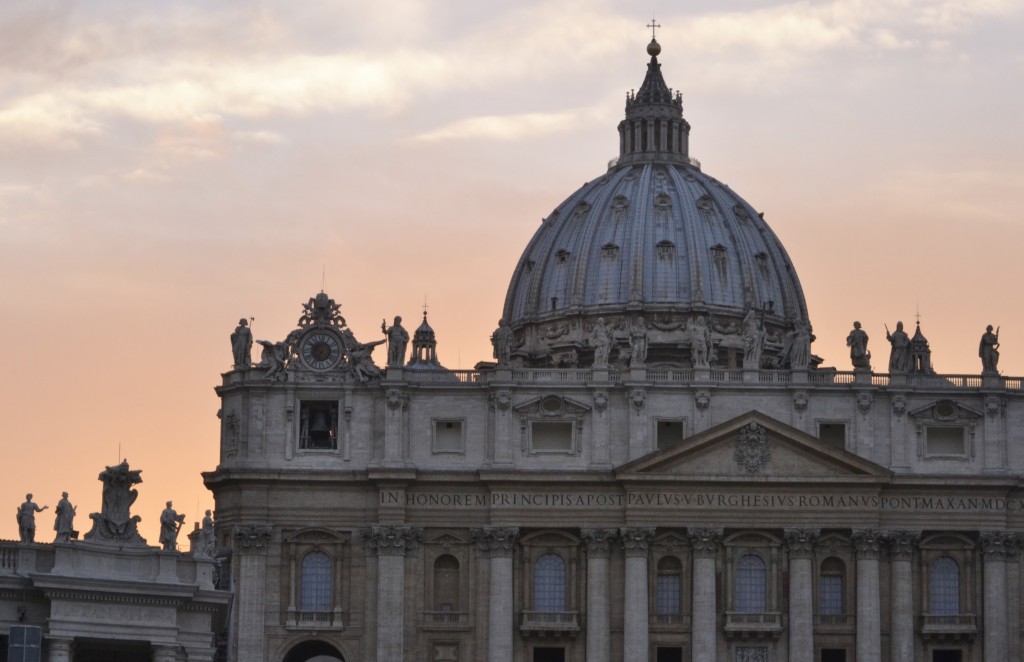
[852,529,882,662]
[981,531,1013,661]
[620,527,655,662]
[582,529,617,662]
[233,524,273,662]
[887,530,919,662]
[689,527,722,662]
[472,527,520,662]
[363,525,422,662]
[785,529,818,662]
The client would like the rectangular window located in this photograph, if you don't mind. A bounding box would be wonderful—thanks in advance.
[433,420,464,453]
[655,574,681,615]
[656,419,685,450]
[530,421,574,453]
[299,401,339,450]
[926,426,966,457]
[819,575,843,615]
[821,650,847,662]
[656,648,683,662]
[818,422,846,450]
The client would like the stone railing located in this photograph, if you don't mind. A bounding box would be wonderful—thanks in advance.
[651,613,691,628]
[520,610,580,633]
[815,613,855,629]
[287,609,344,630]
[0,542,18,574]
[724,611,784,634]
[921,613,977,634]
[420,610,471,631]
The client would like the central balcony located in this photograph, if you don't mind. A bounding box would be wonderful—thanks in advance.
[420,610,471,632]
[520,610,580,637]
[921,613,977,640]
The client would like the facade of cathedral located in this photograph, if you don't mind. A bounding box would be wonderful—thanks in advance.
[206,40,1024,662]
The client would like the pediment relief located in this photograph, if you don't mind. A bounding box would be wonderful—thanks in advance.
[617,411,890,480]
[283,527,348,544]
[513,394,591,417]
[653,532,689,555]
[908,399,982,423]
[426,532,468,549]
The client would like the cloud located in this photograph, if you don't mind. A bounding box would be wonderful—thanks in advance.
[413,107,605,143]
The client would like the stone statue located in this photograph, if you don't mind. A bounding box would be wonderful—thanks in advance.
[690,316,713,368]
[629,316,648,367]
[348,339,385,382]
[742,308,766,369]
[381,316,409,366]
[491,319,513,365]
[16,494,47,543]
[589,317,613,368]
[846,321,871,369]
[201,509,216,557]
[790,321,812,370]
[230,318,252,369]
[85,460,146,544]
[256,338,288,380]
[980,324,1000,373]
[53,491,76,543]
[886,321,910,372]
[159,501,185,551]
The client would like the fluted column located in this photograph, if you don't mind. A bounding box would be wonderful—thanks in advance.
[46,638,72,662]
[888,531,919,662]
[583,529,618,662]
[690,528,722,662]
[363,525,423,662]
[232,524,273,662]
[785,529,819,662]
[621,527,655,662]
[981,531,1013,662]
[853,529,882,662]
[473,527,520,662]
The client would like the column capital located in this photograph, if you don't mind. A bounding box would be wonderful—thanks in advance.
[361,524,423,556]
[688,527,723,558]
[784,528,819,559]
[980,531,1017,561]
[581,528,618,558]
[233,524,273,553]
[852,529,883,560]
[619,527,655,557]
[471,526,519,557]
[886,530,920,561]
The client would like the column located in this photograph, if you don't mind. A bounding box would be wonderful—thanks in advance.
[785,529,819,662]
[981,531,1012,661]
[232,524,273,662]
[582,529,618,662]
[1008,536,1022,662]
[152,645,177,662]
[689,528,722,662]
[852,529,882,662]
[473,527,519,662]
[621,527,655,662]
[888,531,919,662]
[46,638,72,662]
[383,387,408,466]
[364,524,422,662]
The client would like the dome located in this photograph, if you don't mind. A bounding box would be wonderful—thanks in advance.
[501,42,810,369]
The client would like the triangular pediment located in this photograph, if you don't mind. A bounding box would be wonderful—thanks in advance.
[617,411,890,480]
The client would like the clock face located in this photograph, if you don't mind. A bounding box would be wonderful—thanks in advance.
[300,331,342,370]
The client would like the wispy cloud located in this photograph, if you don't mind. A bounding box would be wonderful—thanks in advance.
[413,107,605,143]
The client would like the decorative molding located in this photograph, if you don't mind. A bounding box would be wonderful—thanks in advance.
[734,422,771,473]
[385,388,409,411]
[581,528,618,558]
[490,390,512,412]
[856,392,873,415]
[592,390,608,413]
[619,527,655,557]
[361,524,422,556]
[852,529,883,560]
[891,394,907,418]
[233,524,273,553]
[792,391,808,413]
[986,395,1005,419]
[629,389,646,415]
[688,528,723,558]
[784,529,819,559]
[695,390,711,412]
[887,530,920,561]
[980,531,1016,561]
[470,527,519,557]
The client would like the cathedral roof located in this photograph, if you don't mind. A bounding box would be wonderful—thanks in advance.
[501,40,809,355]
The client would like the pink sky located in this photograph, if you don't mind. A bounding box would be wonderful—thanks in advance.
[2,1,1023,543]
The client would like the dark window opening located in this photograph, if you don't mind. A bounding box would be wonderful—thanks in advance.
[818,423,845,450]
[656,647,683,662]
[533,648,565,662]
[820,649,847,662]
[932,651,962,662]
[300,401,339,450]
[656,420,684,450]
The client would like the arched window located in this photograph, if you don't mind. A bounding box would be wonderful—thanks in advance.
[930,556,960,615]
[534,553,566,612]
[819,557,845,615]
[300,551,332,612]
[433,554,460,611]
[735,554,766,612]
[655,556,683,616]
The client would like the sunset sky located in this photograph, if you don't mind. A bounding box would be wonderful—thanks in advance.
[2,0,1023,543]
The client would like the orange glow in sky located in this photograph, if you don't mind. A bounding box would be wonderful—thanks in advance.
[2,2,1023,542]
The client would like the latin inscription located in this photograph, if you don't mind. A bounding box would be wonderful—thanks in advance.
[381,490,1024,513]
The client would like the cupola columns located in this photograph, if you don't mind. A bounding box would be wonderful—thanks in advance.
[617,39,691,166]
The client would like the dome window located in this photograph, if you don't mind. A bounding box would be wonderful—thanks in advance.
[697,194,714,212]
[710,245,728,278]
[555,250,570,264]
[755,252,770,276]
[656,241,675,261]
[611,196,629,224]
[574,201,591,216]
[601,244,620,260]
[733,204,750,224]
